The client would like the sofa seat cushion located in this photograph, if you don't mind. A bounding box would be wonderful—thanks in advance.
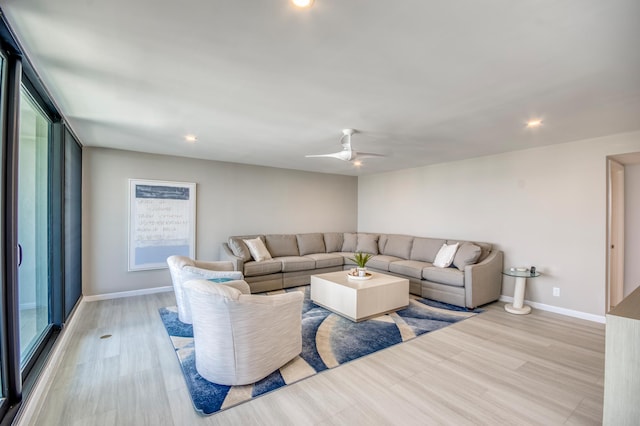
[337,252,357,265]
[277,256,316,272]
[383,235,414,259]
[368,255,403,271]
[389,260,430,279]
[265,234,299,257]
[422,266,464,287]
[244,259,282,277]
[304,253,344,268]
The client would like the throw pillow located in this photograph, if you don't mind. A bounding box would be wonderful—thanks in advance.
[296,233,325,256]
[356,234,379,254]
[433,243,459,268]
[243,238,272,262]
[341,233,357,252]
[324,232,344,253]
[228,237,251,261]
[452,243,482,271]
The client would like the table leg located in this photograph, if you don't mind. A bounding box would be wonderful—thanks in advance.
[505,276,532,315]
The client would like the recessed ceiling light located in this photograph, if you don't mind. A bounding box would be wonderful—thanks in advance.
[526,119,543,128]
[353,160,362,167]
[184,134,198,142]
[292,0,314,8]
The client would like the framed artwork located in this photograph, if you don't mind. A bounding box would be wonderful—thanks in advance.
[128,179,196,271]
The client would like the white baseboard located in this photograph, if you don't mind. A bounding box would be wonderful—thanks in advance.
[83,286,173,302]
[499,295,606,323]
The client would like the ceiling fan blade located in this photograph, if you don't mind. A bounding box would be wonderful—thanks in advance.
[305,152,347,159]
[355,152,385,159]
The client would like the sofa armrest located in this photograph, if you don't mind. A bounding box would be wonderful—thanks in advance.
[221,243,245,272]
[464,250,503,308]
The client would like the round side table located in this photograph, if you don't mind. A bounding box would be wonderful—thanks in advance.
[502,269,540,315]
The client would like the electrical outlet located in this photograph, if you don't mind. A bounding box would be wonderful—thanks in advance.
[553,287,560,297]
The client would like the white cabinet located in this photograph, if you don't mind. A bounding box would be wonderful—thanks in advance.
[603,286,640,425]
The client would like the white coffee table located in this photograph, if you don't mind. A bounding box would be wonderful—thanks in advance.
[310,271,409,322]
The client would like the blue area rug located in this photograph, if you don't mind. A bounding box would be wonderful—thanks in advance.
[159,286,482,416]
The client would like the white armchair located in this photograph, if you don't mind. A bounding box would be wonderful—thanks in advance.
[183,279,304,386]
[167,255,244,324]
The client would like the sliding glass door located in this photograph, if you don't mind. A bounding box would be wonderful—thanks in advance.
[17,89,51,365]
[0,49,7,419]
[1,20,83,424]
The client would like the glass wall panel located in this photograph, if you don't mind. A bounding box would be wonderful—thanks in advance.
[0,50,6,408]
[64,130,82,318]
[17,89,51,365]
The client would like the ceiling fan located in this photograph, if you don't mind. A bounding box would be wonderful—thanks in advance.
[305,129,385,163]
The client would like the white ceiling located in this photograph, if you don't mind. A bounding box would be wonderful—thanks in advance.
[1,0,639,176]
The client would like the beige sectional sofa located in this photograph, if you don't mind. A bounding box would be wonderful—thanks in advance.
[221,232,503,309]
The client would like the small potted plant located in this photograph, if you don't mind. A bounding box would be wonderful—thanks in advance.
[349,252,373,277]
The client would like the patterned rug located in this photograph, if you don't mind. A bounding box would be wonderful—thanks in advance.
[159,285,481,416]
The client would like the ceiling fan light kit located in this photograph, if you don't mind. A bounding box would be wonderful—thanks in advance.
[305,129,385,164]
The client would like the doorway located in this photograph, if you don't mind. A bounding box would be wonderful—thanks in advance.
[607,159,624,311]
[607,152,640,312]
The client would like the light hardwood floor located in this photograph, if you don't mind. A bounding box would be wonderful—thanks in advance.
[22,291,605,425]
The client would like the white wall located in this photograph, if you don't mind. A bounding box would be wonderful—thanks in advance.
[83,147,358,296]
[358,131,640,316]
[624,164,640,297]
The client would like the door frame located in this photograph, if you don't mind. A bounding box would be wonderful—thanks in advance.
[606,158,625,312]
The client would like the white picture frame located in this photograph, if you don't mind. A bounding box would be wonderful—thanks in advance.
[128,179,196,271]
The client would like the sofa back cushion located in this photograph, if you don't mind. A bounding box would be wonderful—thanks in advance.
[265,234,299,257]
[324,233,344,253]
[341,232,357,252]
[356,233,379,254]
[382,235,414,259]
[229,235,264,261]
[378,234,388,253]
[476,242,493,262]
[296,233,326,256]
[410,237,446,263]
[448,240,492,262]
[452,242,482,271]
